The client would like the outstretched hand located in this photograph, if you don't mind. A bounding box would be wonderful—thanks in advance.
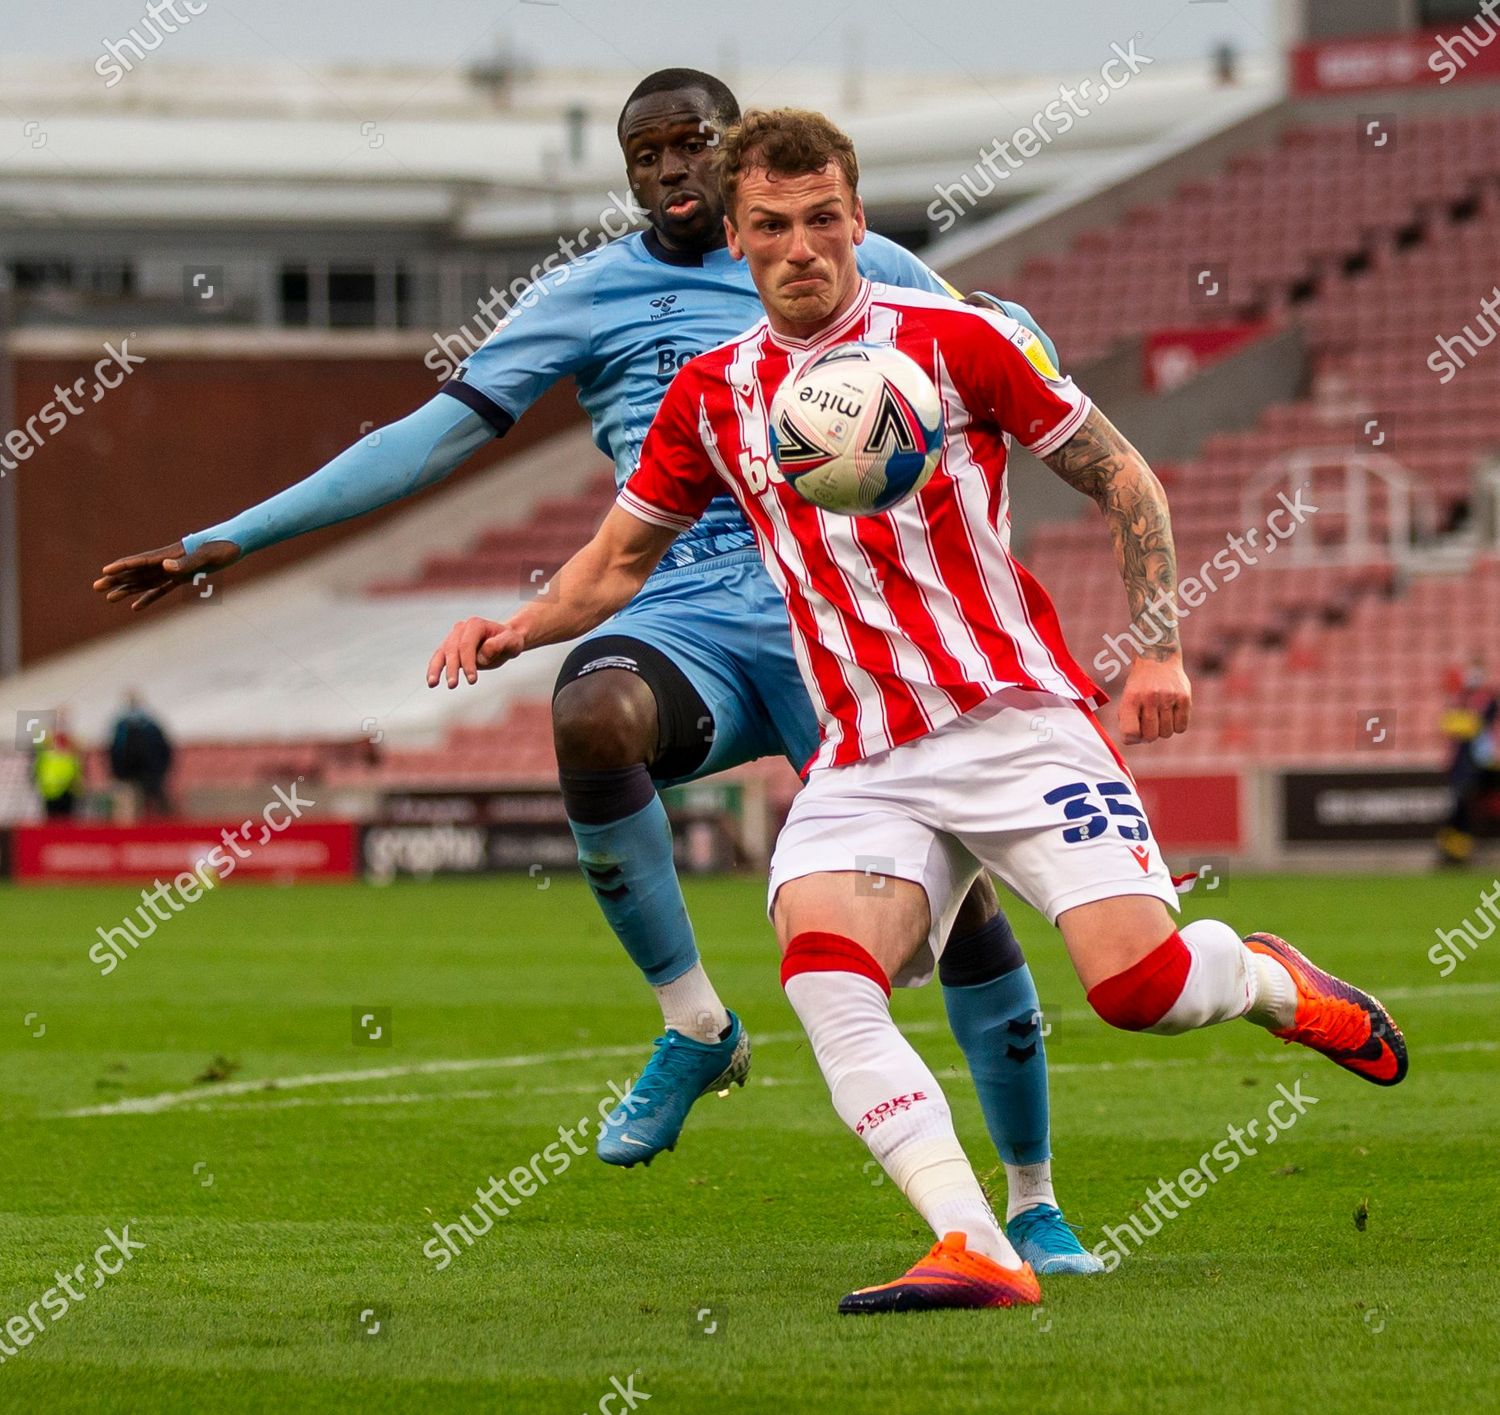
[93,539,241,611]
[427,617,525,689]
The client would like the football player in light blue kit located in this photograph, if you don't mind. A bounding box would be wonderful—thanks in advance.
[95,69,1098,1272]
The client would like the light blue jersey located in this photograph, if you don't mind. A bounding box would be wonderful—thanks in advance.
[447,230,980,573]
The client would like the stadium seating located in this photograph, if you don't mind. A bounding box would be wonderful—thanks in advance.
[93,700,800,815]
[369,473,618,595]
[1014,109,1500,769]
[1004,111,1500,367]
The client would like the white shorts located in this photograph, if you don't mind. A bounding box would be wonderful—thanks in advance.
[768,687,1179,988]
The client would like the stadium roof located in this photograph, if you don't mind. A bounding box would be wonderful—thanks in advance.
[0,56,1280,238]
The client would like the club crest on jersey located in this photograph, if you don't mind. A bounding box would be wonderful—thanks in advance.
[649,294,683,321]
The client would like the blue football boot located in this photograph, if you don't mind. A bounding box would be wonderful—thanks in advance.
[1006,1203,1105,1275]
[595,1011,751,1167]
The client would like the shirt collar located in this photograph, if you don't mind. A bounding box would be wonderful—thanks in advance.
[641,228,736,269]
[765,278,873,353]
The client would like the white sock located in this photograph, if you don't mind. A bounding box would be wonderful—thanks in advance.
[1146,919,1256,1035]
[783,965,1021,1268]
[654,962,730,1043]
[1245,950,1298,1031]
[1004,1159,1057,1223]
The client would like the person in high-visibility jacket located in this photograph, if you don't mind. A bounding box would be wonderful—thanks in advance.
[33,730,84,820]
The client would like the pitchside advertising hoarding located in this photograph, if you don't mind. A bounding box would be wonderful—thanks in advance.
[1291,27,1500,94]
[361,786,743,881]
[9,821,358,883]
[0,776,1241,881]
[1282,769,1497,843]
[12,771,1475,875]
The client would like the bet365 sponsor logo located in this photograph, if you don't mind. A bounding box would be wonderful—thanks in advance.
[738,450,785,496]
[653,343,700,384]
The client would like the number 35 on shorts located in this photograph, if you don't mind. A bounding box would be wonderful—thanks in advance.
[1043,780,1150,844]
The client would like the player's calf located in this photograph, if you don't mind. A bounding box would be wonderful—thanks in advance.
[552,652,745,1166]
[939,898,1102,1274]
[774,875,1039,1307]
[552,656,724,1037]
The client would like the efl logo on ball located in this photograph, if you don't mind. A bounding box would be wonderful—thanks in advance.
[769,342,944,515]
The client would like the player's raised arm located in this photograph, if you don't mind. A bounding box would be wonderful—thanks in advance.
[95,255,603,611]
[1041,405,1191,744]
[426,505,679,689]
[94,394,493,610]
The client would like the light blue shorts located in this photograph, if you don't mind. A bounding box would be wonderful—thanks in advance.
[577,550,820,787]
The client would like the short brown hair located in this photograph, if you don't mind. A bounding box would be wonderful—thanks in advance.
[716,107,860,219]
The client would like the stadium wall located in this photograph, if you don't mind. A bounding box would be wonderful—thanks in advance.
[1102,325,1309,467]
[10,330,587,666]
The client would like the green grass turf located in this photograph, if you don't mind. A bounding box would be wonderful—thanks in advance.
[0,872,1496,1413]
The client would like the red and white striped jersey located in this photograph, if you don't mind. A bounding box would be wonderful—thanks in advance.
[618,279,1103,771]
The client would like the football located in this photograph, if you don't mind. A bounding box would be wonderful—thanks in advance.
[769,341,944,515]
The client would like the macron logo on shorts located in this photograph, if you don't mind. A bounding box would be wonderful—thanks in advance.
[856,1091,927,1136]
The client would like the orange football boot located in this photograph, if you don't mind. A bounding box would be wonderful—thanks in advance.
[838,1232,1041,1314]
[1244,932,1408,1086]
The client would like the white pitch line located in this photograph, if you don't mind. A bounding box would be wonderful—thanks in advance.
[150,1073,817,1115]
[54,1025,834,1119]
[53,1026,1499,1120]
[50,978,1498,1120]
[1377,979,1500,1000]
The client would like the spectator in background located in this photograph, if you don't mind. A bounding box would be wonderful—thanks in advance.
[1438,657,1499,866]
[33,727,84,820]
[109,692,175,819]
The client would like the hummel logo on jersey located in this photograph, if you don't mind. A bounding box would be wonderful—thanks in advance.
[649,294,682,321]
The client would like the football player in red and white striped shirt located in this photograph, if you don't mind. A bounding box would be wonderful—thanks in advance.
[429,108,1408,1314]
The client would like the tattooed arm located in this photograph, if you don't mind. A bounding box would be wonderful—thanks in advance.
[1043,407,1191,743]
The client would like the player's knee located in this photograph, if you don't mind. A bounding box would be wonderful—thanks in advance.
[939,888,1025,988]
[1084,932,1191,1032]
[552,672,658,770]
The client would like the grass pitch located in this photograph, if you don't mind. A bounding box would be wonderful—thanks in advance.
[1,872,1496,1413]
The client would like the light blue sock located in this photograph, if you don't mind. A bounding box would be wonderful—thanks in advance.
[941,918,1051,1167]
[567,794,699,988]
